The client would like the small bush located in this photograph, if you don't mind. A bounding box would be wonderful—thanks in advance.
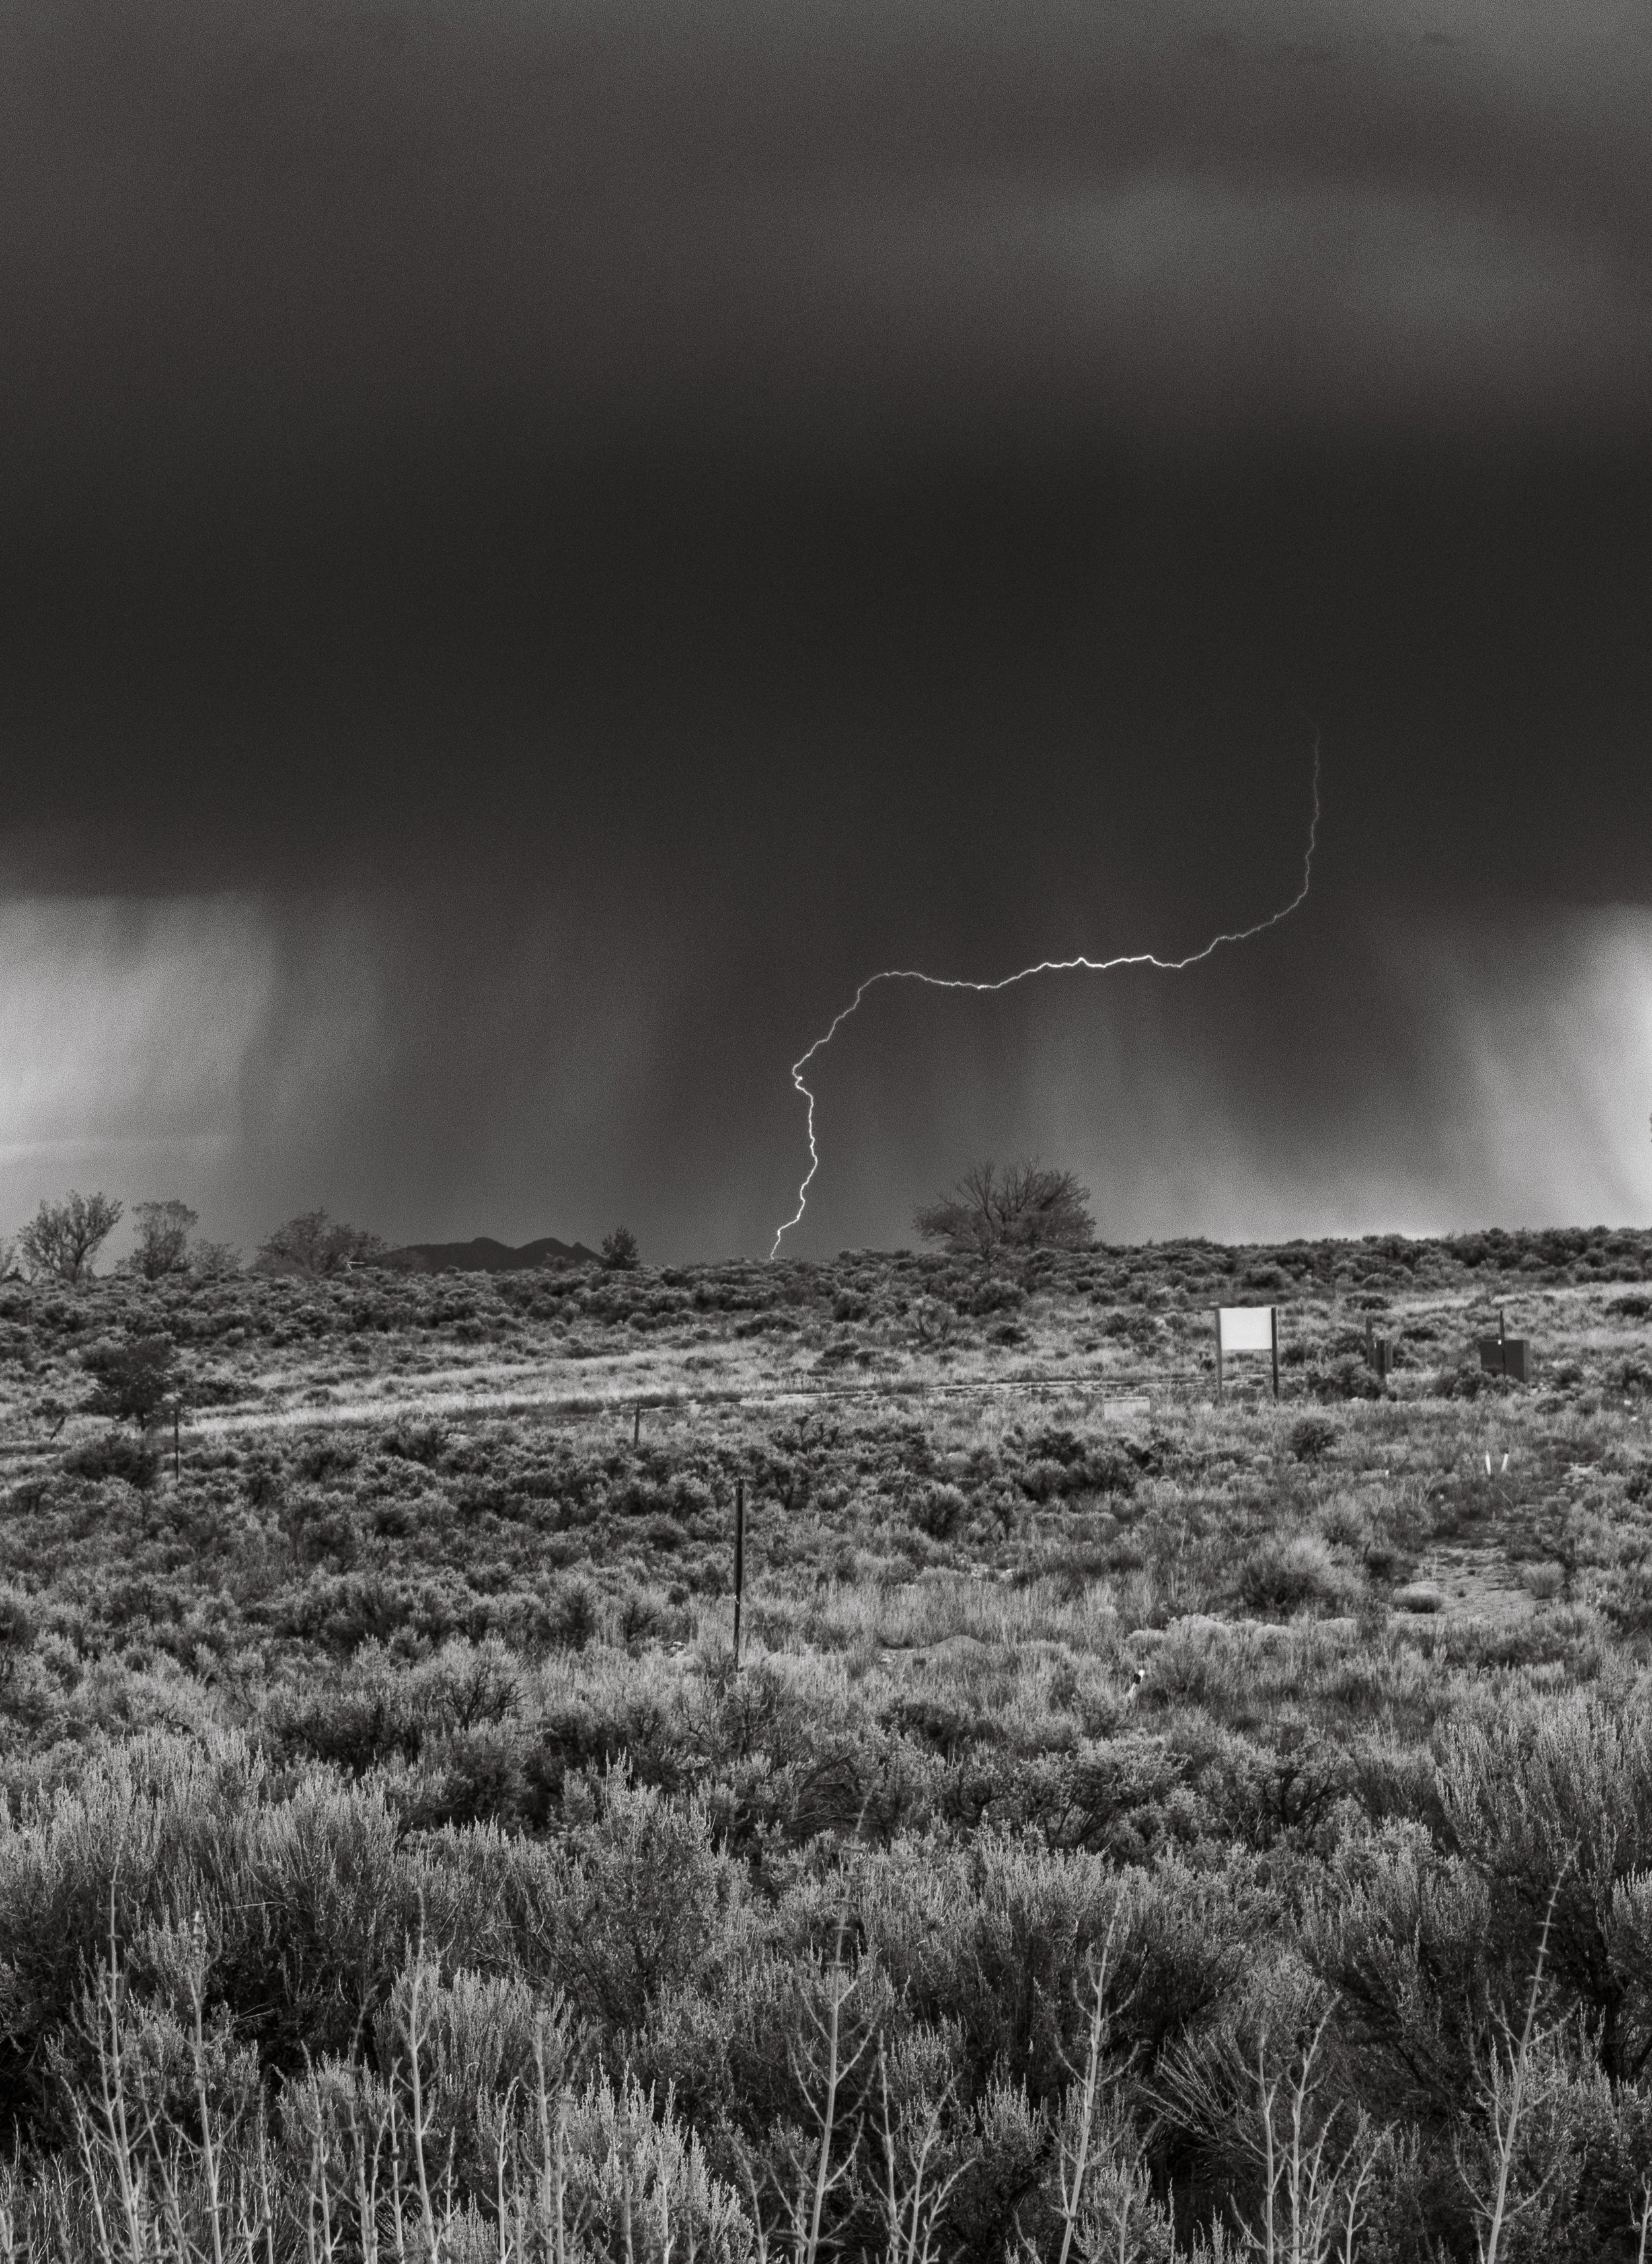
[60,1431,160,1489]
[1288,1414,1338,1461]
[1316,1494,1371,1550]
[553,1579,599,1651]
[381,1418,449,1466]
[911,1483,967,1540]
[1237,1532,1353,1617]
[1307,1353,1383,1402]
[295,1436,359,1482]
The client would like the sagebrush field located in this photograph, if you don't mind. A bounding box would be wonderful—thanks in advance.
[5,1224,1652,2261]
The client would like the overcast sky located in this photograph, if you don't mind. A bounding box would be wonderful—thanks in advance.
[1,0,1648,1259]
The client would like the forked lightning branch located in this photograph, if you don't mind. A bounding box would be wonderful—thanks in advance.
[770,729,1324,1258]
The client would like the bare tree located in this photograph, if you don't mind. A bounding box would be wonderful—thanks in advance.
[128,1200,199,1280]
[256,1208,387,1277]
[914,1159,1094,1267]
[17,1191,124,1285]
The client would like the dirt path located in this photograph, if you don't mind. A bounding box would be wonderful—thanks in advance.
[186,1373,1161,1438]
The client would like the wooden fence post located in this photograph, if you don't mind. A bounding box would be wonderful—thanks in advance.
[733,1478,746,1670]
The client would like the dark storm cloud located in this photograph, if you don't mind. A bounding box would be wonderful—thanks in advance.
[0,0,1646,459]
[0,0,1648,1254]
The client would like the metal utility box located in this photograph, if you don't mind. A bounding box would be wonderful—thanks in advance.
[1476,1336,1530,1382]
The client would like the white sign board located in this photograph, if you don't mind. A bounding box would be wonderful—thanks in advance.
[1218,1305,1275,1353]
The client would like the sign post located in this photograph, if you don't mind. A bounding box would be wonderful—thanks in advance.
[1216,1306,1280,1400]
[733,1477,746,1670]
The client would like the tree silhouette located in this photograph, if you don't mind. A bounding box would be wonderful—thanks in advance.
[81,1335,182,1430]
[915,1160,1094,1269]
[256,1209,387,1277]
[17,1191,124,1284]
[129,1200,199,1279]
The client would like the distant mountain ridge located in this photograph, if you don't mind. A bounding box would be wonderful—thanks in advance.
[387,1235,600,1273]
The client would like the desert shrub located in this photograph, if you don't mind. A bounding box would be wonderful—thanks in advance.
[1304,1826,1494,2119]
[282,1487,361,1569]
[911,1482,967,1540]
[1315,1493,1372,1551]
[1012,1427,1141,1501]
[260,1569,417,1651]
[1435,1684,1652,2081]
[294,1435,359,1481]
[1306,1353,1383,1402]
[965,1280,1024,1317]
[266,1670,423,1772]
[1287,1413,1337,1461]
[886,1693,991,1760]
[1446,2037,1652,2264]
[240,1453,284,1507]
[277,1954,574,2216]
[1237,1532,1354,1618]
[381,1417,451,1466]
[59,1432,160,1489]
[552,1577,600,1650]
[539,1772,747,2040]
[1600,1560,1652,1633]
[619,1589,666,1644]
[856,1838,1256,2098]
[0,1732,437,2130]
[1433,1361,1517,1402]
[1018,1456,1068,1503]
[0,1583,38,1661]
[38,1942,757,2264]
[1033,1735,1203,1863]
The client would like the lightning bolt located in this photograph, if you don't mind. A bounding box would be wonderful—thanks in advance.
[769,724,1322,1259]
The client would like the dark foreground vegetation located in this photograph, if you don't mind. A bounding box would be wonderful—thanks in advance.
[4,1225,1652,2259]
